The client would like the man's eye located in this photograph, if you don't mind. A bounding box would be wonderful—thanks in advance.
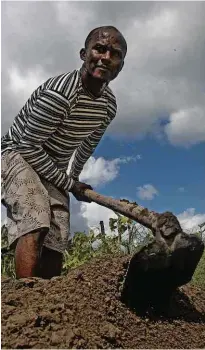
[95,45,105,53]
[113,51,122,58]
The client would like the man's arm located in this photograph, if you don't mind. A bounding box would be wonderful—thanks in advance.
[69,90,117,181]
[15,89,75,195]
[69,121,109,181]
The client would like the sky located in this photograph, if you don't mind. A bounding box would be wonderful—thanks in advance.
[1,1,205,236]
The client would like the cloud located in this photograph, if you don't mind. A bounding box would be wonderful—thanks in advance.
[72,204,205,239]
[68,155,139,234]
[80,202,117,233]
[69,197,89,235]
[69,195,118,237]
[68,155,141,188]
[165,107,205,147]
[178,187,185,193]
[8,65,48,105]
[79,157,123,187]
[2,2,205,147]
[108,2,205,145]
[177,208,205,232]
[137,184,158,200]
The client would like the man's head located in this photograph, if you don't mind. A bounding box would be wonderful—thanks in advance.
[80,26,127,83]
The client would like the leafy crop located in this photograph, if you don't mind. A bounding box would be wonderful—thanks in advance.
[1,218,205,289]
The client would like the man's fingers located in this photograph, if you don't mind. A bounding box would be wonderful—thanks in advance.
[81,183,93,190]
[85,185,93,191]
[71,181,93,201]
[74,195,91,203]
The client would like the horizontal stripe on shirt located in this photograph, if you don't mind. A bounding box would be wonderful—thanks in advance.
[1,69,117,195]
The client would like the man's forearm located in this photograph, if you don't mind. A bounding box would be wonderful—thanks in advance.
[69,119,112,181]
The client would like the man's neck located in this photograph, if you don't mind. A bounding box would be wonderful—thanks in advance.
[80,66,108,98]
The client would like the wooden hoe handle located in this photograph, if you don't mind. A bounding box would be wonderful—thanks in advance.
[83,189,182,240]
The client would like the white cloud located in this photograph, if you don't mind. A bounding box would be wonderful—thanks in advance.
[2,2,205,147]
[67,155,141,188]
[109,3,205,145]
[81,201,117,234]
[145,8,177,39]
[80,157,120,187]
[75,204,205,238]
[69,195,118,236]
[178,187,185,193]
[55,2,94,44]
[68,154,140,234]
[177,208,205,232]
[7,65,48,110]
[165,106,205,146]
[137,184,158,200]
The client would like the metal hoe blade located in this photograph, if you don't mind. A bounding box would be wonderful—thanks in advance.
[121,232,204,312]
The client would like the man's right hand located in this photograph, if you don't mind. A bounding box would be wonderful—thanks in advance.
[70,181,93,203]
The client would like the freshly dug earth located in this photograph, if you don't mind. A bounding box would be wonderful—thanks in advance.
[1,255,205,349]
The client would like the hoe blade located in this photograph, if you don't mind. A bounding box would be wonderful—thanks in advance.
[121,233,204,312]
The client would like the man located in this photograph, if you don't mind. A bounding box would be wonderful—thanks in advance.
[1,26,127,279]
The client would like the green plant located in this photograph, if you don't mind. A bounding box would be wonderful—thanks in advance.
[2,218,205,291]
[192,250,205,289]
[62,231,96,271]
[62,229,125,274]
[62,215,152,274]
[109,214,152,254]
[191,224,205,290]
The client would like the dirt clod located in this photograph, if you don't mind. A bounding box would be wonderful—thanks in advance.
[1,255,205,349]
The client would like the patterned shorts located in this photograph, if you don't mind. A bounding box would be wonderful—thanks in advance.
[1,150,70,253]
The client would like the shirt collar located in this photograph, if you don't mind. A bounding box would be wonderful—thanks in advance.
[78,67,108,99]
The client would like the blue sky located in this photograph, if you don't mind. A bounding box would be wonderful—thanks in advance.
[94,135,205,215]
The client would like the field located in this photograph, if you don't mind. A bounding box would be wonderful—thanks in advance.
[1,254,205,349]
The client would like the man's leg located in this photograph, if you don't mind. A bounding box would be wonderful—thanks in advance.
[39,246,63,279]
[40,180,70,279]
[1,151,51,279]
[14,229,47,278]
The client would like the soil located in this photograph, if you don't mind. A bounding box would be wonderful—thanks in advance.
[1,255,205,349]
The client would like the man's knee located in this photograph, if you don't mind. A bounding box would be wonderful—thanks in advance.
[16,229,48,251]
[14,229,49,279]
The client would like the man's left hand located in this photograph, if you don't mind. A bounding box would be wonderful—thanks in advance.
[71,181,93,203]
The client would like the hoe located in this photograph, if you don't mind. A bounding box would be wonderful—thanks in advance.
[82,188,204,312]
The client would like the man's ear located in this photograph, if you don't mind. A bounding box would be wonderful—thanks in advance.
[80,48,86,61]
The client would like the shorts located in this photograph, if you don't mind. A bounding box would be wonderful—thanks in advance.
[1,150,70,253]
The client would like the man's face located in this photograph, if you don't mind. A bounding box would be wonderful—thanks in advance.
[82,29,126,83]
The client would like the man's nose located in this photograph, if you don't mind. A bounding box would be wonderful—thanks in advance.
[101,50,111,62]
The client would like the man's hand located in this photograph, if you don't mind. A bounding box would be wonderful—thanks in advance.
[71,181,93,203]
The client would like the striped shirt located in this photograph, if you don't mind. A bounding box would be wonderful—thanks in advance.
[1,69,117,195]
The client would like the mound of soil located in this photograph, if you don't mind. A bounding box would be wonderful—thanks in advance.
[1,255,205,349]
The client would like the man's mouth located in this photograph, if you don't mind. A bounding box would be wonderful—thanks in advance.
[95,66,109,72]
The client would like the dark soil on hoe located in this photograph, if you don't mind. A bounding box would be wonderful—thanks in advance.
[1,255,205,349]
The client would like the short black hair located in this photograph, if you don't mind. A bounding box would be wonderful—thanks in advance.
[85,26,127,56]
